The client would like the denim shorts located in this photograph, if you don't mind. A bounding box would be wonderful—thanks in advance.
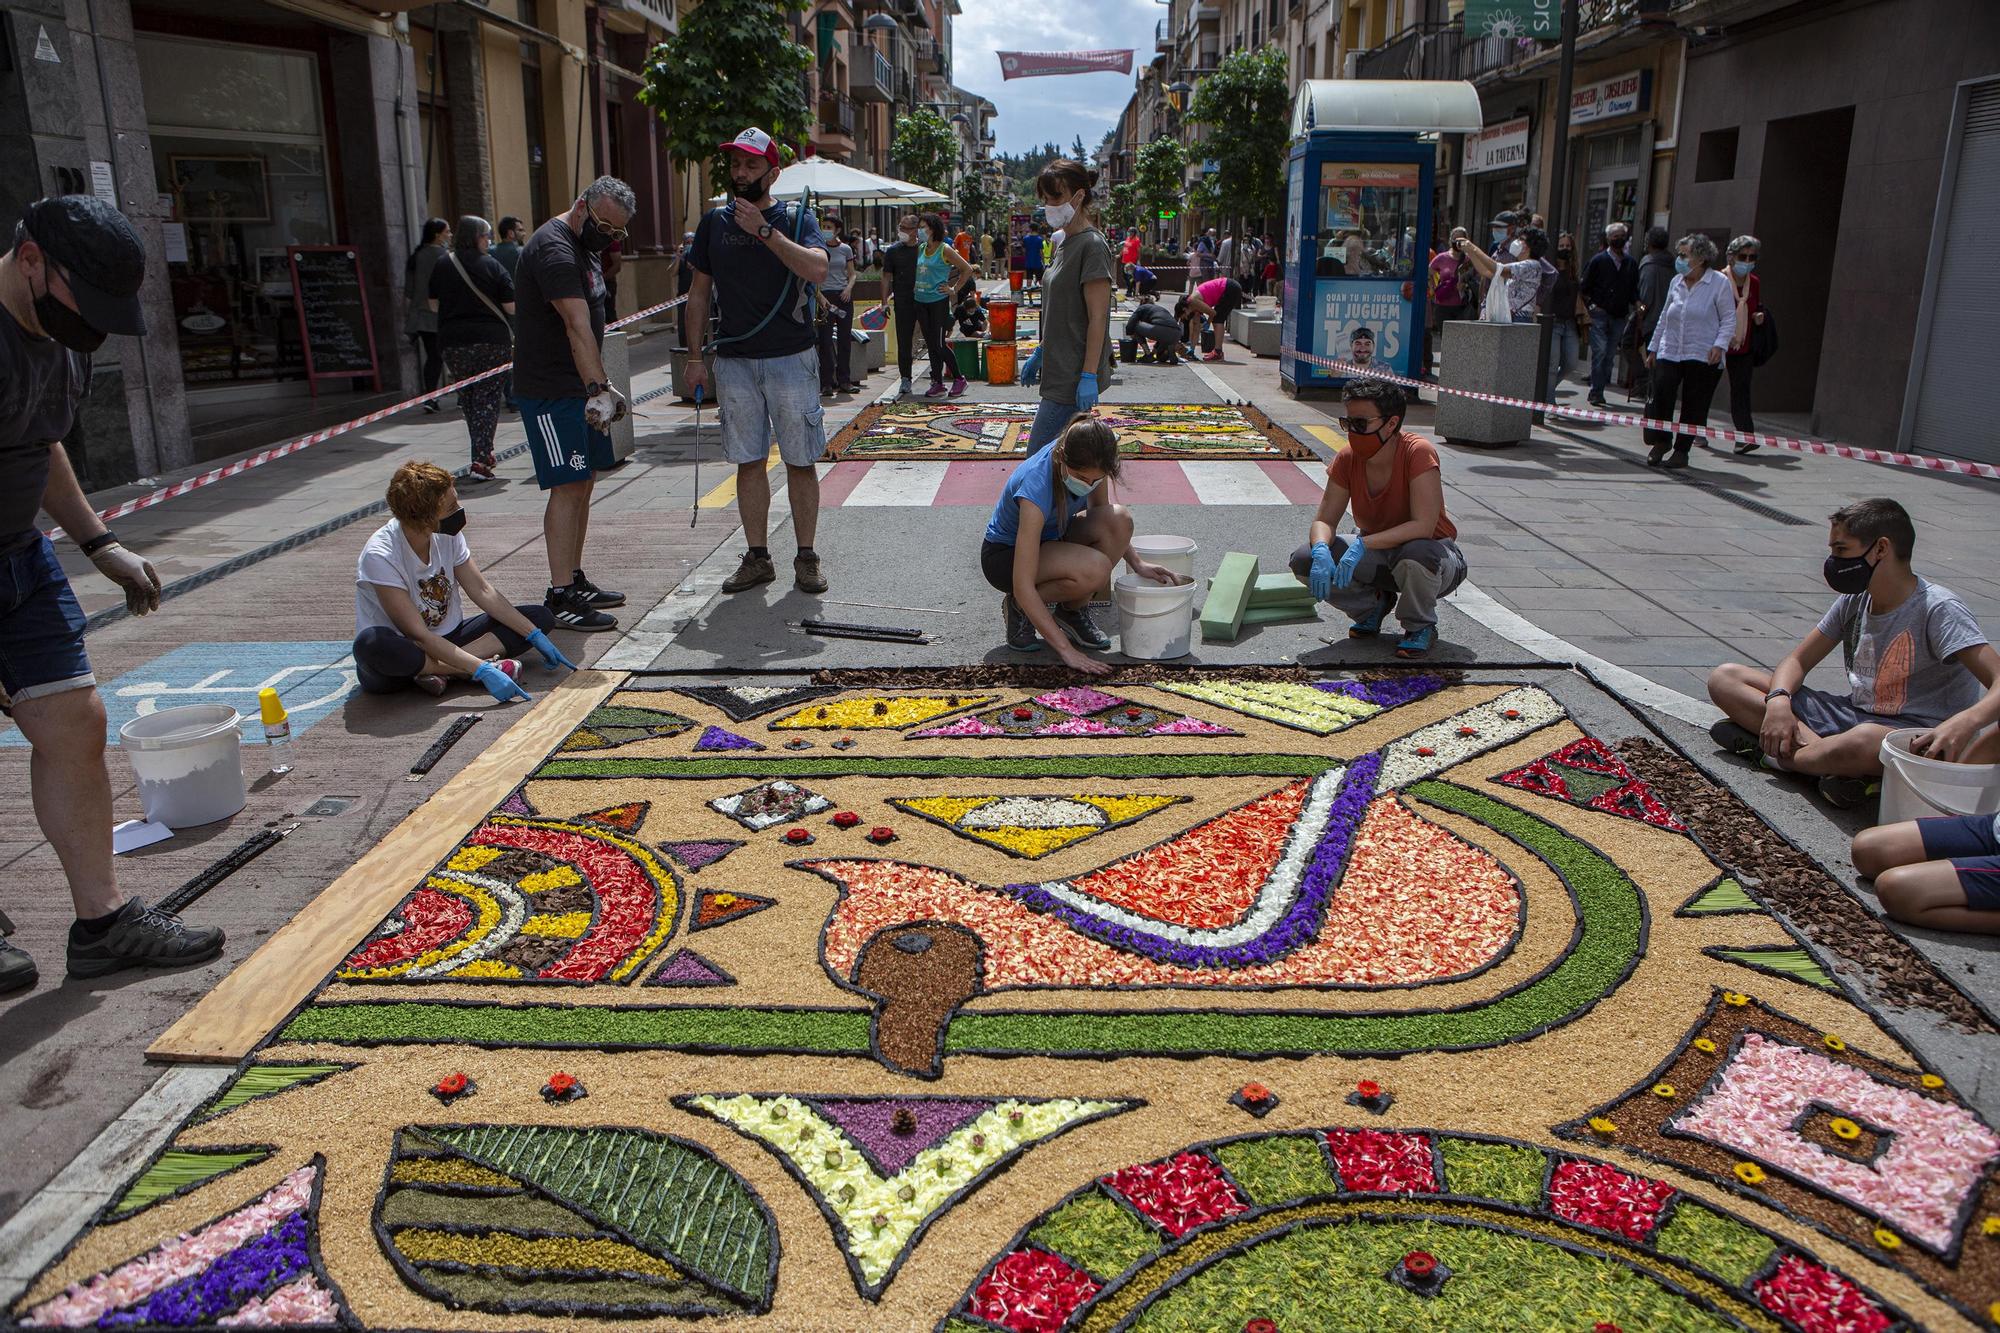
[1917,814,2000,910]
[0,535,94,709]
[1028,398,1083,451]
[714,346,827,468]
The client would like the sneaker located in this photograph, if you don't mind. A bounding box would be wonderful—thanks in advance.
[721,551,777,594]
[1348,594,1391,638]
[794,552,828,594]
[414,673,448,697]
[1817,775,1879,810]
[494,659,524,682]
[544,585,619,631]
[949,376,967,397]
[1052,603,1112,651]
[1708,718,1761,759]
[1394,625,1437,658]
[1203,350,1225,362]
[899,377,913,395]
[570,569,625,608]
[0,937,36,994]
[924,380,948,398]
[1586,394,1607,407]
[1002,596,1041,652]
[468,458,497,480]
[66,898,225,980]
[423,399,441,415]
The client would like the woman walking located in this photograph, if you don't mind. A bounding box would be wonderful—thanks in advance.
[818,227,858,396]
[405,218,449,412]
[1643,232,1737,468]
[427,216,515,479]
[1545,235,1583,402]
[1724,234,1764,452]
[1018,159,1115,447]
[914,213,976,397]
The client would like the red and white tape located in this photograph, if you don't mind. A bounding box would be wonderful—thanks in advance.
[50,294,691,540]
[1288,349,2000,482]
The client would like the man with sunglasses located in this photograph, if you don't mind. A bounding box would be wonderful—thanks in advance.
[511,175,638,631]
[1290,379,1466,658]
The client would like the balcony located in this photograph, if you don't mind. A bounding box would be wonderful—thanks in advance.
[850,41,895,101]
[1155,17,1170,51]
[1353,23,1527,85]
[910,33,943,73]
[814,92,857,157]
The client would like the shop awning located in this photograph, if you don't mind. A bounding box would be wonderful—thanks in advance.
[1291,80,1484,138]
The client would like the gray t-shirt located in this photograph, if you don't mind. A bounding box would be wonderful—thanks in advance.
[1039,228,1116,404]
[824,240,852,293]
[1814,578,1987,725]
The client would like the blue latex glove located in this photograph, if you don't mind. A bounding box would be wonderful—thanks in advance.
[1075,372,1099,412]
[1308,542,1337,601]
[526,629,578,671]
[473,661,532,704]
[1020,347,1043,386]
[1332,534,1367,590]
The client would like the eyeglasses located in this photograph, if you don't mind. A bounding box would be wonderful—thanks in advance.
[587,204,628,242]
[1737,254,1759,262]
[1338,416,1384,433]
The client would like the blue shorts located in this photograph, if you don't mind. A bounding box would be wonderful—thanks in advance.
[0,535,94,710]
[515,396,616,490]
[1917,814,2000,909]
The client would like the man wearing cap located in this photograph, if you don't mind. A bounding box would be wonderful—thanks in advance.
[684,128,833,596]
[0,196,225,994]
[511,175,637,632]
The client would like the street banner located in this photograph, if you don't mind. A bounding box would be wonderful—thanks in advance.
[996,50,1134,80]
[1460,0,1557,39]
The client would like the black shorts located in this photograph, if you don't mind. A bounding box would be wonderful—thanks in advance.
[981,539,1015,593]
[1212,279,1247,323]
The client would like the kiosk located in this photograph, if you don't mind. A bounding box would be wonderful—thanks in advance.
[1282,80,1483,396]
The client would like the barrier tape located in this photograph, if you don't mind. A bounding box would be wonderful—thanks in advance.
[49,294,692,540]
[1287,348,2000,482]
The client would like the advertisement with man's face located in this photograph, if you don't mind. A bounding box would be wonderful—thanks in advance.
[1308,162,1421,384]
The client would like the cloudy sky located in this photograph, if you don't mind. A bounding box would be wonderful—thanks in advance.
[952,0,1161,155]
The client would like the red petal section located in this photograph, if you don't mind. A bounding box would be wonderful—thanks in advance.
[1548,1160,1676,1242]
[967,1248,1103,1333]
[1585,779,1688,832]
[1494,757,1573,801]
[471,820,668,981]
[343,886,472,971]
[1753,1253,1892,1333]
[1549,736,1627,775]
[577,801,650,832]
[1324,1129,1438,1193]
[1101,1151,1247,1237]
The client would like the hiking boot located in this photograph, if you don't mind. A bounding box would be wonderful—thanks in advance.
[794,553,829,594]
[544,584,619,631]
[570,569,625,608]
[721,551,777,594]
[1709,719,1761,759]
[1394,625,1437,658]
[1817,775,1879,810]
[1348,594,1392,638]
[1052,603,1112,651]
[66,899,224,980]
[1002,596,1041,652]
[0,937,37,995]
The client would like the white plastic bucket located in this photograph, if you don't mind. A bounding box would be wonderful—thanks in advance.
[1878,728,2000,825]
[120,704,248,829]
[1115,573,1199,660]
[1128,535,1198,580]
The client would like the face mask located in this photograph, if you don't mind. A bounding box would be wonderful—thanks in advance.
[1674,256,1690,275]
[437,507,468,536]
[729,167,772,201]
[1042,198,1076,230]
[1732,261,1756,277]
[1823,547,1880,595]
[581,217,616,254]
[1491,229,1507,248]
[1609,236,1626,249]
[1062,473,1095,499]
[1508,239,1527,259]
[34,267,106,354]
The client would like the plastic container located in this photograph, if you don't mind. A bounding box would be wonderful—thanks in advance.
[952,340,984,379]
[990,300,1018,342]
[120,704,248,828]
[1118,336,1139,363]
[1129,534,1198,580]
[1114,573,1199,660]
[1878,729,2000,825]
[986,341,1017,385]
[1009,269,1024,292]
[258,687,293,776]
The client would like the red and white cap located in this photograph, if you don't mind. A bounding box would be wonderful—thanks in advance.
[718,127,780,165]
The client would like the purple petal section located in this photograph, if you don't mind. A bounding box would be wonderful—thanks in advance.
[664,840,742,870]
[997,752,1383,971]
[497,789,536,816]
[694,725,763,752]
[1315,674,1449,710]
[647,949,731,986]
[809,1098,995,1177]
[104,1208,310,1327]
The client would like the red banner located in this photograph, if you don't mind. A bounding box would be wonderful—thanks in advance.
[996,49,1135,80]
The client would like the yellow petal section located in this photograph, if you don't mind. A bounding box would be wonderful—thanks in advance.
[519,866,584,893]
[389,1158,521,1189]
[889,793,1188,860]
[769,695,1002,729]
[1087,794,1184,823]
[392,1228,683,1279]
[896,796,997,824]
[962,825,1107,858]
[446,846,506,873]
[517,912,591,939]
[447,958,524,978]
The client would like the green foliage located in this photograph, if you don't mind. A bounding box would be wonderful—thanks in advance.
[892,108,959,194]
[1213,1134,1337,1205]
[1184,49,1290,229]
[1651,1201,1778,1287]
[639,0,813,198]
[108,1148,274,1220]
[957,172,1000,233]
[1134,138,1188,227]
[1437,1137,1545,1207]
[1028,1187,1163,1278]
[1108,181,1141,233]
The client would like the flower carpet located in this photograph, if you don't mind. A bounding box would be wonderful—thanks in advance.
[824,401,1311,462]
[15,670,1999,1330]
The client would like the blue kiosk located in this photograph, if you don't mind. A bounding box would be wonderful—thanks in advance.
[1282,80,1483,397]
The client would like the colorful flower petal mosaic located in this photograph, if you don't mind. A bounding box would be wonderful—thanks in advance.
[16,671,1999,1331]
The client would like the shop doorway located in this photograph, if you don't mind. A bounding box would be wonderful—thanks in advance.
[1753,105,1853,413]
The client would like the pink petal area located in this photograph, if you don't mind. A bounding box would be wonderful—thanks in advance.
[22,1165,317,1328]
[1039,716,1127,737]
[912,715,1006,738]
[216,1274,338,1326]
[1671,1033,2000,1251]
[1034,687,1125,716]
[809,796,1518,988]
[1149,716,1234,736]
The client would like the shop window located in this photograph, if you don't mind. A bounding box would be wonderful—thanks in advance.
[1315,161,1419,280]
[1695,127,1739,182]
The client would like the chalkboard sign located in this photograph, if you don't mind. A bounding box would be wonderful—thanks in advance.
[288,245,381,394]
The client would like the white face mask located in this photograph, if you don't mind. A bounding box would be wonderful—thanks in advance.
[1508,238,1527,258]
[1042,197,1077,230]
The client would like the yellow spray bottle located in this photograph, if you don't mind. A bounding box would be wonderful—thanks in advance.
[258,687,293,776]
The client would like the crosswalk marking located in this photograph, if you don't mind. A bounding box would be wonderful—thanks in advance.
[1179,461,1291,505]
[842,460,949,507]
[696,454,781,508]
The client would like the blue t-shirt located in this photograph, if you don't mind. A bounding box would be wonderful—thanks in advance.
[985,443,1086,546]
[688,202,823,358]
[1023,234,1045,269]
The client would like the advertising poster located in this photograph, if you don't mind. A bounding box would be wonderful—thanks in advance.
[1316,284,1412,381]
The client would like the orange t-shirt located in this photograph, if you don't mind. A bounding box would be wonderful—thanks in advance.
[1328,432,1457,540]
[955,232,974,259]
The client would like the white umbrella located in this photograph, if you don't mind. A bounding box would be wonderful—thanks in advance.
[708,156,947,204]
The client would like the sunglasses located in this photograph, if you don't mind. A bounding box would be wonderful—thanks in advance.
[588,205,628,242]
[1338,416,1384,433]
[1737,254,1759,262]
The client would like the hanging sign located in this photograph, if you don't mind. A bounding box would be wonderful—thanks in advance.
[1460,0,1557,40]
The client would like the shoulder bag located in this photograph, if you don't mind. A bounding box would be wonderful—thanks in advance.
[446,250,512,350]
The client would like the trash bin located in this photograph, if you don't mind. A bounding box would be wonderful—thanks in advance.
[986,342,1016,385]
[1009,270,1024,293]
[989,300,1018,342]
[952,340,984,379]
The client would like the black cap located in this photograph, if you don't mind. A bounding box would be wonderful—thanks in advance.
[20,195,147,337]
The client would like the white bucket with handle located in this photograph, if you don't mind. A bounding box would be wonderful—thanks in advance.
[120,704,248,828]
[1128,535,1198,580]
[1878,729,2000,826]
[1114,573,1199,660]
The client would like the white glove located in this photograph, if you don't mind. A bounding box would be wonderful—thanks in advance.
[584,385,628,429]
[91,543,162,617]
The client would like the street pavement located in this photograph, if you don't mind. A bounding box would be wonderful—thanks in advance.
[3,288,1997,1242]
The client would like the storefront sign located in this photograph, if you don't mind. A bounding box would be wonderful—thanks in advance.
[1466,117,1530,175]
[1461,0,1557,39]
[1571,70,1647,125]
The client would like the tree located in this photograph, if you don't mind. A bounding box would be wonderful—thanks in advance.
[639,0,813,199]
[1184,48,1289,232]
[1108,181,1140,233]
[1134,137,1187,234]
[891,108,959,195]
[957,172,1000,233]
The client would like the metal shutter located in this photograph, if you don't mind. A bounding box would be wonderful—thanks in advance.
[1909,80,2000,462]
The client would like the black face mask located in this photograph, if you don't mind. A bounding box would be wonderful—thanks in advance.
[34,266,106,354]
[728,168,772,202]
[581,217,616,255]
[437,507,468,536]
[1822,547,1879,595]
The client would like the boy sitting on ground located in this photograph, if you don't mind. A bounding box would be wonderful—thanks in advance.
[1707,498,2000,808]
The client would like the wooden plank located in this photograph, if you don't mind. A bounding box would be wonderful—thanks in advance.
[1197,551,1259,643]
[147,671,625,1064]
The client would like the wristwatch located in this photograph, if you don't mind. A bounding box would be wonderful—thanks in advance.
[1764,687,1792,703]
[757,222,774,240]
[79,530,119,556]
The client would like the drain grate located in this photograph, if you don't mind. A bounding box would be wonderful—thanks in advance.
[302,796,356,817]
[1551,428,1810,526]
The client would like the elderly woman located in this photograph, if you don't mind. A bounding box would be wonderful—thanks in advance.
[428,215,516,479]
[1724,234,1766,452]
[1456,225,1551,323]
[1642,232,1737,468]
